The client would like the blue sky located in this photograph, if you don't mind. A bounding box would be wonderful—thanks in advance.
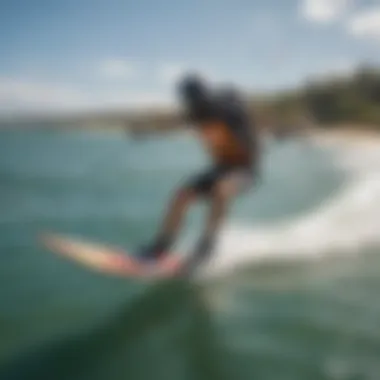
[1,0,380,115]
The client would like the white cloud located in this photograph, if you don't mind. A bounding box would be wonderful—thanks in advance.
[98,59,138,79]
[157,63,186,85]
[347,7,380,40]
[0,77,172,115]
[300,0,350,23]
[307,59,357,81]
[99,91,172,109]
[0,78,91,111]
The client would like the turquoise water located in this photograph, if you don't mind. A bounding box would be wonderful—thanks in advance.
[1,129,380,380]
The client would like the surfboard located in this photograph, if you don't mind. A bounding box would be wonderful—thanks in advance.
[39,232,183,278]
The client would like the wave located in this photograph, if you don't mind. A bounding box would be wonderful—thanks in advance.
[197,138,380,279]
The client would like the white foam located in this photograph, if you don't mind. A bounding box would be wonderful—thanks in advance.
[199,138,380,278]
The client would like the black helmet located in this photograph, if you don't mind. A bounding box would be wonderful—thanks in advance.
[177,73,208,102]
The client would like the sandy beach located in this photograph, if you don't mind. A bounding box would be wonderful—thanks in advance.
[308,125,380,147]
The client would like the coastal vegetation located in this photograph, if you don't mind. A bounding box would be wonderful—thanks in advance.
[253,64,380,135]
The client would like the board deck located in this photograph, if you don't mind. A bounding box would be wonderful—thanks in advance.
[39,232,182,278]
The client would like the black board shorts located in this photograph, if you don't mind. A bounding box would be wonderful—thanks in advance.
[186,164,254,197]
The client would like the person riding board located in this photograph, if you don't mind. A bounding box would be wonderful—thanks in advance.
[139,73,260,275]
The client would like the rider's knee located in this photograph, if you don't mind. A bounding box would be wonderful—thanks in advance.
[212,181,234,201]
[175,186,196,205]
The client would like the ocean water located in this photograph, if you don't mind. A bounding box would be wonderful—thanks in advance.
[0,128,380,380]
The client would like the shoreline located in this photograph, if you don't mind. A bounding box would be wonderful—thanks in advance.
[307,125,380,147]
